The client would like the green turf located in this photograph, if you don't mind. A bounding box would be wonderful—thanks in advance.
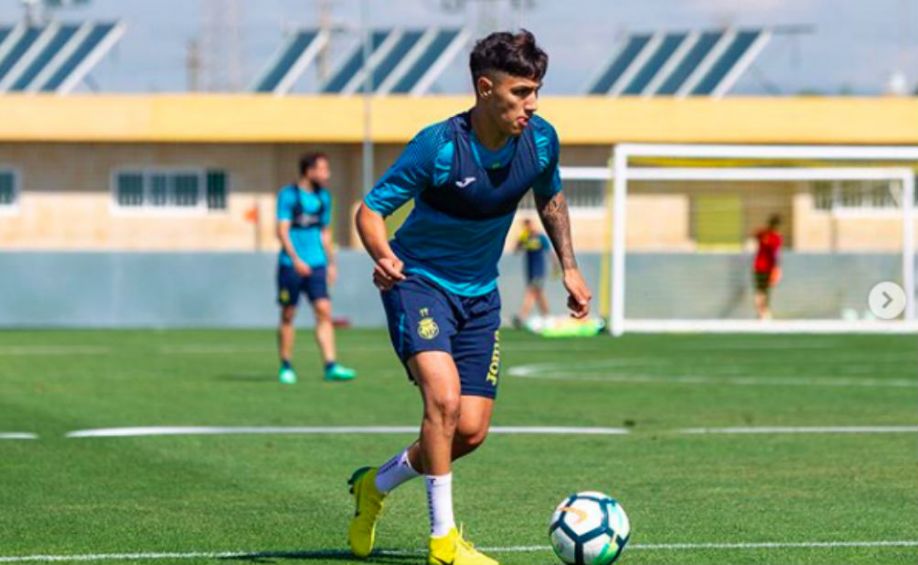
[1,329,917,564]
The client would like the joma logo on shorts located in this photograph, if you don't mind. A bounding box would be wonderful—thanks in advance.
[486,330,500,386]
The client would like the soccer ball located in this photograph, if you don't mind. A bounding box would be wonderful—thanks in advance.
[548,491,630,565]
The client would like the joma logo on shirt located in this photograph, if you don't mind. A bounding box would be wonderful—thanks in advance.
[455,176,476,188]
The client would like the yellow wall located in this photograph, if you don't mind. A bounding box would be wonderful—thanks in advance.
[2,95,917,252]
[1,95,917,144]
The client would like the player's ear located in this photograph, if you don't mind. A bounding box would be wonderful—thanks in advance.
[476,74,493,100]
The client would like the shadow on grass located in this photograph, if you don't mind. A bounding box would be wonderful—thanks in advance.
[221,548,420,564]
[214,373,273,383]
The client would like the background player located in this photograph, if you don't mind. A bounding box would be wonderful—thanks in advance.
[752,213,783,320]
[275,152,356,384]
[349,30,591,565]
[514,217,552,326]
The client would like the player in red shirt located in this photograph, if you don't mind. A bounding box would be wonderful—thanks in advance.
[753,214,783,320]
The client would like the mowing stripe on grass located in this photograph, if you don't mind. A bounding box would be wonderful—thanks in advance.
[0,433,37,440]
[65,426,630,438]
[508,365,918,388]
[0,346,110,356]
[2,540,918,562]
[679,426,918,435]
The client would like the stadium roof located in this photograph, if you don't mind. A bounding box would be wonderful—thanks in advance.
[0,95,915,145]
[0,20,124,94]
[250,29,330,95]
[252,27,469,96]
[587,28,771,97]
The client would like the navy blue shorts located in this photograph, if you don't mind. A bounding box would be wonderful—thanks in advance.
[277,265,329,307]
[381,275,501,399]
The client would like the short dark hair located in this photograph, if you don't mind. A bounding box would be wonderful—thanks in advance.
[299,152,328,176]
[469,29,548,86]
[768,214,782,228]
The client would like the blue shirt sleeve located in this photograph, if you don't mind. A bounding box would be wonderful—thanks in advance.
[539,233,551,251]
[532,118,562,198]
[320,190,332,227]
[276,186,295,222]
[364,122,446,217]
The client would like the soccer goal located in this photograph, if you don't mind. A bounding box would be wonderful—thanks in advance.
[594,144,918,336]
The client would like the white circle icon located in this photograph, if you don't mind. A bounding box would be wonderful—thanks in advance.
[868,282,907,320]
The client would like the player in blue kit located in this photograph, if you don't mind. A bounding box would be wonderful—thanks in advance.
[515,217,552,325]
[275,152,356,384]
[349,31,591,565]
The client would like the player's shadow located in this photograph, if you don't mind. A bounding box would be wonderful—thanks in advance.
[220,548,419,564]
[214,373,274,383]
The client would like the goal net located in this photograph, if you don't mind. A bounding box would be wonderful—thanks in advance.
[591,144,918,335]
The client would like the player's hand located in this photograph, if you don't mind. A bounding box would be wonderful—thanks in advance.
[770,266,782,286]
[327,263,338,287]
[373,256,406,291]
[293,259,312,277]
[563,268,591,319]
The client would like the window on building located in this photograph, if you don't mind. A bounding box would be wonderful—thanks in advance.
[519,178,606,210]
[812,179,913,212]
[114,169,228,211]
[0,170,17,207]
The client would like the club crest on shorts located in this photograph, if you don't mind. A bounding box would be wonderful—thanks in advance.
[417,308,439,340]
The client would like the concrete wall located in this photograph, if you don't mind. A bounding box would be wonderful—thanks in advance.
[0,250,907,328]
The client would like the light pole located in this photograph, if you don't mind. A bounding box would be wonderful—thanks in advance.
[361,0,374,195]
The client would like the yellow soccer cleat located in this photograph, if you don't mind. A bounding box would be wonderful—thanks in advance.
[428,527,499,565]
[347,466,386,558]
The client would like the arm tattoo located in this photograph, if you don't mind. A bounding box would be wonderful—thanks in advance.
[535,192,577,269]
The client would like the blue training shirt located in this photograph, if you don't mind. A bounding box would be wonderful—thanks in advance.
[364,112,562,296]
[276,184,332,268]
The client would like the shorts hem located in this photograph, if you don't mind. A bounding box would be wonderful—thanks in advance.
[459,387,497,400]
[400,345,452,364]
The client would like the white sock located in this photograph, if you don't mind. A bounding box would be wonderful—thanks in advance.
[426,473,455,537]
[374,447,421,493]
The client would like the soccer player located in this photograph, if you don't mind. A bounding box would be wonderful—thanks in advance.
[514,217,552,326]
[275,152,356,384]
[752,214,783,320]
[350,30,591,565]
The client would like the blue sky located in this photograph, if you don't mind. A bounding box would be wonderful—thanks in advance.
[1,0,916,95]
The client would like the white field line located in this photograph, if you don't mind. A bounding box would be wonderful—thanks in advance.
[65,426,630,438]
[0,433,37,440]
[2,540,917,562]
[61,425,918,439]
[680,426,918,435]
[0,346,110,356]
[156,342,615,355]
[507,365,918,389]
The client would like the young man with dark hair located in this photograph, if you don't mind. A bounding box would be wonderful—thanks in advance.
[350,30,590,565]
[752,214,783,320]
[275,152,356,384]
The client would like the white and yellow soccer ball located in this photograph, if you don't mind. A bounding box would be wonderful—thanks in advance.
[548,491,630,565]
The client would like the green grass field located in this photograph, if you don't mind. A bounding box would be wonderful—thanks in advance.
[1,329,917,565]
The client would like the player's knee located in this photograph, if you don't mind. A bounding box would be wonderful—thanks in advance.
[425,392,460,426]
[457,427,488,452]
[313,300,332,322]
[280,308,296,324]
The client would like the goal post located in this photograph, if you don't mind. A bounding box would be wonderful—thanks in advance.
[607,143,918,336]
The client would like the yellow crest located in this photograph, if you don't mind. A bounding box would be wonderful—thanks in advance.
[417,317,439,340]
[279,289,290,304]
